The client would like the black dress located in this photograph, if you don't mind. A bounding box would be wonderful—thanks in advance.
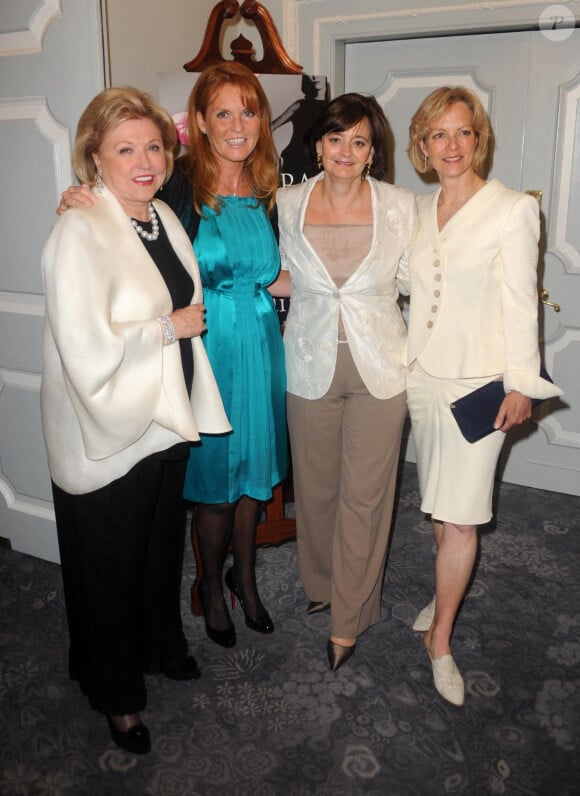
[53,214,195,715]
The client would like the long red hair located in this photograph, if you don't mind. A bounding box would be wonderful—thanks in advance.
[183,62,279,215]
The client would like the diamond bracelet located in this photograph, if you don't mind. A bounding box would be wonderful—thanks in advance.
[158,315,176,346]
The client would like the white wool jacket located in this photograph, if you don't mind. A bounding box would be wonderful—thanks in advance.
[41,186,231,494]
[278,173,416,399]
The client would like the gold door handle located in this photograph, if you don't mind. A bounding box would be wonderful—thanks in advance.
[539,288,561,312]
[526,189,543,208]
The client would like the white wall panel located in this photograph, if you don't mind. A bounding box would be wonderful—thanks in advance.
[0,0,61,56]
[0,0,104,561]
[285,1,580,91]
[0,99,71,293]
[552,79,580,274]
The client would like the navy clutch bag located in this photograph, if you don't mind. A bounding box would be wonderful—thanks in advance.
[450,367,553,443]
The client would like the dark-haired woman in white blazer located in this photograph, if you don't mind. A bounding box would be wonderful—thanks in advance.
[406,86,562,707]
[272,93,416,671]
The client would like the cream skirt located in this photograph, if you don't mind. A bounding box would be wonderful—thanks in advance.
[406,362,506,525]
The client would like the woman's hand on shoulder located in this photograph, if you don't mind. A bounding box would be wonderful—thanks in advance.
[494,391,532,432]
[170,304,206,340]
[57,185,98,215]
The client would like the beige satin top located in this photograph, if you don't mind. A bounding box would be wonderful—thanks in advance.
[304,223,372,340]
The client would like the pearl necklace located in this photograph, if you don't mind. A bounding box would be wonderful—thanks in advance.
[131,203,159,241]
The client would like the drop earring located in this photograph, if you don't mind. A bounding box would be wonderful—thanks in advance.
[316,152,323,170]
[362,161,372,180]
[95,166,104,194]
[423,154,429,173]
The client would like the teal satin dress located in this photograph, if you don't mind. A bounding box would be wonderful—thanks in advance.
[183,197,288,504]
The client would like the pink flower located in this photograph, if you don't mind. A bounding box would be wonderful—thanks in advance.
[172,112,189,146]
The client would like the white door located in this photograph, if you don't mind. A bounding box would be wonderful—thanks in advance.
[0,0,105,561]
[345,30,580,496]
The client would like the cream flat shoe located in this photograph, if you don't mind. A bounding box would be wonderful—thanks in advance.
[428,652,465,707]
[412,597,435,632]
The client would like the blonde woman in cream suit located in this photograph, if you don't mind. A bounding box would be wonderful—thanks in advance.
[273,94,416,671]
[405,87,562,707]
[41,88,230,753]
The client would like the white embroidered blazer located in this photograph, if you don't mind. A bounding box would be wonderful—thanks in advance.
[278,173,416,399]
[405,178,562,400]
[41,186,231,494]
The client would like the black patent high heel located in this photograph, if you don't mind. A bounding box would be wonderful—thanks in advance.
[198,580,236,648]
[225,568,274,634]
[106,715,151,755]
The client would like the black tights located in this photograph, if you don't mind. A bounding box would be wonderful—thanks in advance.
[195,496,264,631]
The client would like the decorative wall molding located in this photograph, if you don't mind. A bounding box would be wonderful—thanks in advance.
[0,479,54,521]
[0,292,45,317]
[374,69,492,109]
[550,76,580,274]
[0,369,54,521]
[0,101,59,522]
[282,0,299,61]
[291,0,580,87]
[0,0,61,57]
[540,330,580,448]
[0,97,72,201]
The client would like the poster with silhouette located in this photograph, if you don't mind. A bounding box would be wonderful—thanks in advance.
[158,71,328,322]
[270,74,328,186]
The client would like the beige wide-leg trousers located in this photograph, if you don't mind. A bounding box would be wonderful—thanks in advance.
[287,343,407,638]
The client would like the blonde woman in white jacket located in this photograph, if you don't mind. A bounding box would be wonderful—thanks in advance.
[41,88,229,753]
[406,87,562,706]
[272,94,416,671]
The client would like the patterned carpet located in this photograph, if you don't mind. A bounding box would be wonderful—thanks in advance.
[1,462,579,795]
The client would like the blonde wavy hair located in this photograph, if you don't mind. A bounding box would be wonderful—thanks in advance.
[408,86,491,177]
[183,62,279,215]
[73,86,177,186]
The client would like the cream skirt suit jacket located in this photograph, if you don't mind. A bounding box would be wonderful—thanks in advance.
[41,186,231,495]
[405,178,562,523]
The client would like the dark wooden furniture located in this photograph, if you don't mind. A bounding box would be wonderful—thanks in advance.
[184,0,302,75]
[185,0,298,616]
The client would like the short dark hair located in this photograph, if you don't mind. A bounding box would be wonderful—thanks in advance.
[307,93,391,180]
